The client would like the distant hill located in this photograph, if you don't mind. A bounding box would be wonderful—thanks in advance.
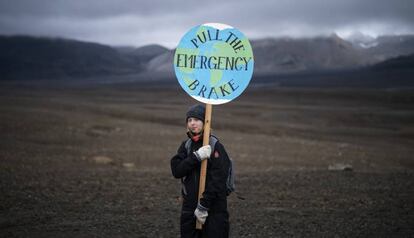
[1,34,414,81]
[146,34,414,75]
[115,44,169,65]
[370,53,414,71]
[253,54,414,88]
[0,36,144,80]
[130,44,169,59]
[367,35,414,62]
[146,50,174,72]
[252,34,371,73]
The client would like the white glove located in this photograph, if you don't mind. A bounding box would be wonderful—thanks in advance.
[194,205,209,225]
[194,145,211,161]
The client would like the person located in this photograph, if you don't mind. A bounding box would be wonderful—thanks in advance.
[171,104,231,238]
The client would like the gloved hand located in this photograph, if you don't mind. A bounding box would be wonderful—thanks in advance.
[194,204,209,225]
[193,145,211,161]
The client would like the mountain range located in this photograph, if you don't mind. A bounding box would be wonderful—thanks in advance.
[1,34,414,82]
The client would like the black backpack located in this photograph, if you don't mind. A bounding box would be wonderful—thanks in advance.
[185,135,235,196]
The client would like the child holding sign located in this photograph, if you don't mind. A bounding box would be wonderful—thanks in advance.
[171,104,231,238]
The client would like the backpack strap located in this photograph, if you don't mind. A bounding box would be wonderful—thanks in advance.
[209,135,218,153]
[185,135,218,158]
[184,138,192,157]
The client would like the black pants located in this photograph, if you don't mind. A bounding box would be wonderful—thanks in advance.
[180,209,229,238]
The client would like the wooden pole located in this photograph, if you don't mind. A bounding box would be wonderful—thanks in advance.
[196,103,212,229]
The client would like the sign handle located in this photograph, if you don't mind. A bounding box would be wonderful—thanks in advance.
[196,103,212,229]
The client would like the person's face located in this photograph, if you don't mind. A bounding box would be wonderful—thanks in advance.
[187,117,204,134]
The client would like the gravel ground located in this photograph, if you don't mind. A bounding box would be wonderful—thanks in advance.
[1,81,413,237]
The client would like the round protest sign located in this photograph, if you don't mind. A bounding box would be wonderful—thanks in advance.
[174,23,254,105]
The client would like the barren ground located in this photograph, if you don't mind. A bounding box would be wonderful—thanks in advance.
[1,80,413,237]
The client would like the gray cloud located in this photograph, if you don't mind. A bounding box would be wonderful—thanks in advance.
[0,0,413,48]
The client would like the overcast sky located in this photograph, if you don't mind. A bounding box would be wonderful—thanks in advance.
[0,0,413,48]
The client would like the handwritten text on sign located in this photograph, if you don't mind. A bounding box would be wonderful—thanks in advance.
[174,23,254,105]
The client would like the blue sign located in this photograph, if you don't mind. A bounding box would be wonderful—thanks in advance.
[174,23,254,105]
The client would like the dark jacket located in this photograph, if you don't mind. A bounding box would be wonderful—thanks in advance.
[171,136,230,238]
